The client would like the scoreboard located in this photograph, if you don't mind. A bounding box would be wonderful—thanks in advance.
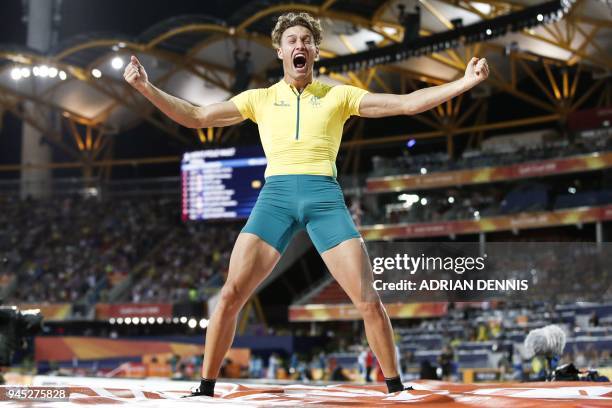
[181,147,267,221]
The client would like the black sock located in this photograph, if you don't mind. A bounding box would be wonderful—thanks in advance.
[198,378,216,396]
[385,375,404,393]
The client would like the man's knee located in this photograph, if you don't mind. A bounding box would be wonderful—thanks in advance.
[218,282,246,314]
[356,301,385,321]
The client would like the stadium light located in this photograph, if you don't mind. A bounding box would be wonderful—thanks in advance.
[188,319,197,329]
[20,67,31,78]
[474,210,481,219]
[133,317,140,325]
[398,193,419,204]
[148,317,155,324]
[157,317,164,324]
[568,187,576,194]
[406,139,416,148]
[199,319,209,329]
[111,56,124,70]
[117,317,124,324]
[448,196,455,204]
[109,318,116,324]
[125,317,132,325]
[420,198,428,205]
[420,167,428,175]
[39,65,49,78]
[172,317,179,324]
[48,67,58,78]
[537,13,544,21]
[10,67,22,81]
[91,68,102,78]
[59,70,67,80]
[180,316,188,324]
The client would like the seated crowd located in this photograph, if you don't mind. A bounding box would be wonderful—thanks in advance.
[0,194,237,304]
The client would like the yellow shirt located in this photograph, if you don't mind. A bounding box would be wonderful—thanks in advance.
[230,79,369,178]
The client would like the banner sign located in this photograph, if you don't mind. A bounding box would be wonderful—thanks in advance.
[95,303,173,319]
[289,302,448,322]
[367,152,612,192]
[360,205,612,240]
[18,303,71,321]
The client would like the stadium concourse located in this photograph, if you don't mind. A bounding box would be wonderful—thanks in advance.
[1,0,612,406]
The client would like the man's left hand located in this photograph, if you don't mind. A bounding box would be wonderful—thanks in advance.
[464,57,489,88]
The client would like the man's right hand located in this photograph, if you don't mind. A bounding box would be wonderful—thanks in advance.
[124,55,149,93]
[119,54,244,129]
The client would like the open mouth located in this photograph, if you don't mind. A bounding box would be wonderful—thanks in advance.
[293,54,307,70]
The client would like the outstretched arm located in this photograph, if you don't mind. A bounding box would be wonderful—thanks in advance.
[124,55,244,129]
[358,57,489,118]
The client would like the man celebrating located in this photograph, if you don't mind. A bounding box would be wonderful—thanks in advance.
[124,12,489,397]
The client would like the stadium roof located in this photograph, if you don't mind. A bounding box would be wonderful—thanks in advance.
[0,0,610,165]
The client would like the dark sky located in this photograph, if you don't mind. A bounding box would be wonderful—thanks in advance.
[0,1,26,44]
[0,0,255,179]
[0,0,247,46]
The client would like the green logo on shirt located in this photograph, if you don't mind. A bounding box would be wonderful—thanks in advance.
[310,96,321,108]
[273,100,291,107]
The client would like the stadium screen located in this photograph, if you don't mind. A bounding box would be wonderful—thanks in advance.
[181,147,267,221]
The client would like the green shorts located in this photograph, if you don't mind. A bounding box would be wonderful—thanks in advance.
[241,175,361,254]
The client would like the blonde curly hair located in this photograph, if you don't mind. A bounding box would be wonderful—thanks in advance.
[271,12,323,49]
